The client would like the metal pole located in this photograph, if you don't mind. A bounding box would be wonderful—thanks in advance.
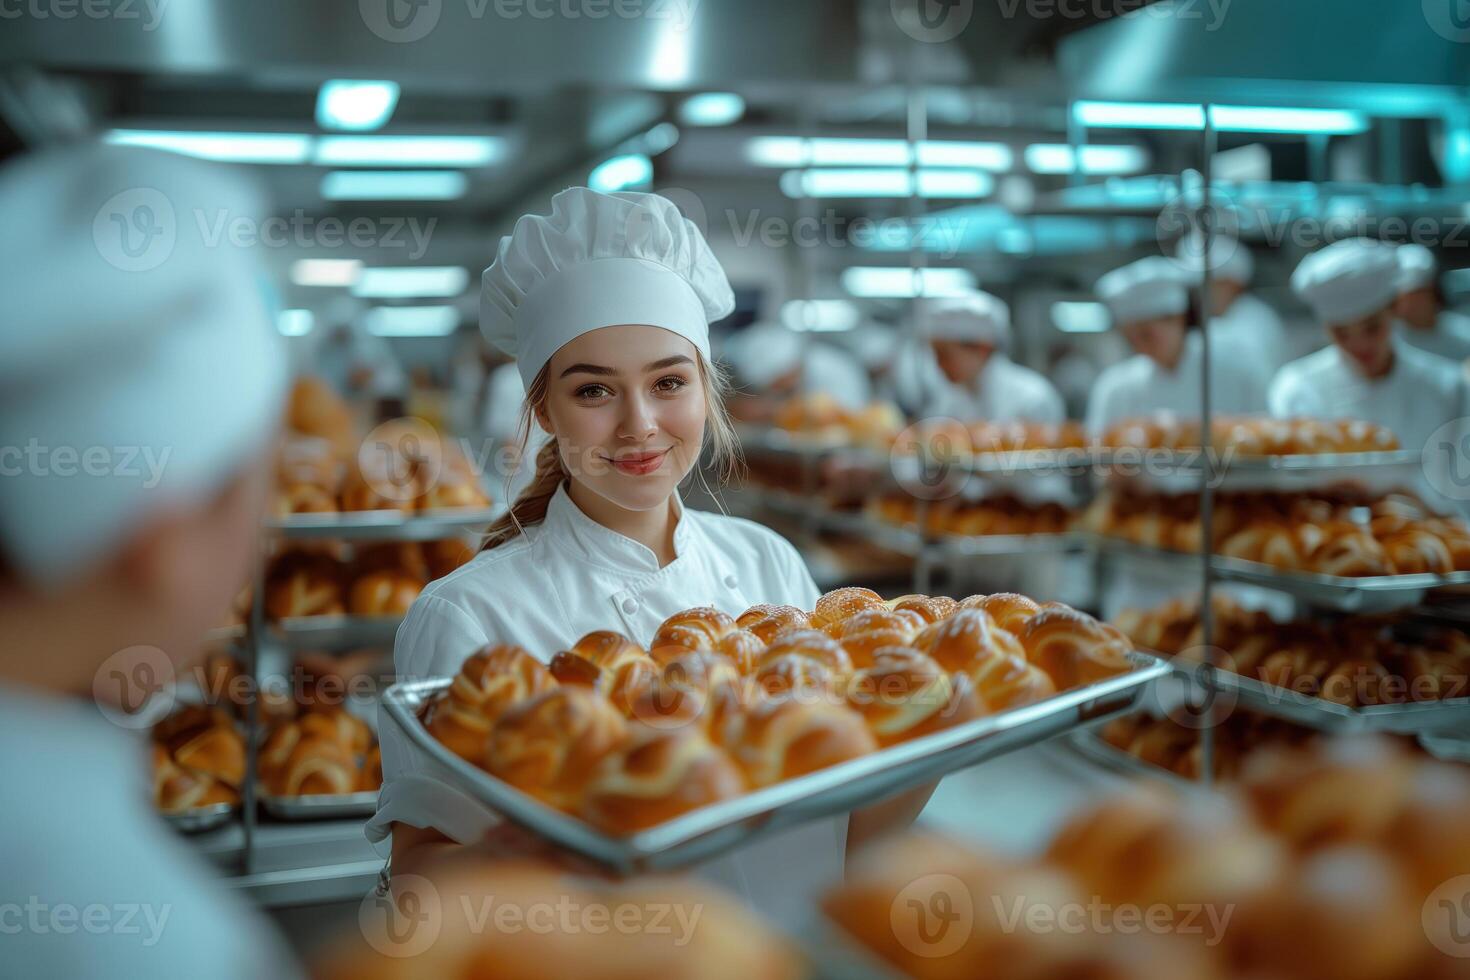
[1197,108,1218,789]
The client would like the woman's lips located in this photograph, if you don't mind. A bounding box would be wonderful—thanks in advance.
[607,449,669,475]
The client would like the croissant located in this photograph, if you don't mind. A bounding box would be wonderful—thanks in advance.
[352,541,431,583]
[154,704,235,750]
[1318,657,1397,707]
[264,556,346,620]
[299,707,373,757]
[727,695,876,787]
[153,744,239,811]
[1019,609,1133,691]
[1219,522,1302,570]
[810,586,886,632]
[845,649,980,746]
[266,734,359,796]
[1396,646,1470,701]
[651,607,737,657]
[886,594,958,624]
[578,725,747,835]
[1255,644,1335,697]
[759,629,854,676]
[485,688,630,809]
[735,604,812,644]
[171,724,246,789]
[1307,525,1390,577]
[274,482,339,517]
[347,570,423,616]
[1380,529,1453,575]
[915,608,1027,675]
[419,470,490,511]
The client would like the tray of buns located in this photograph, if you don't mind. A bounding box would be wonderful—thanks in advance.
[160,801,239,833]
[382,589,1169,874]
[266,507,499,541]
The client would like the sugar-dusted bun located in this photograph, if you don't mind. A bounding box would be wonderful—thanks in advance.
[651,606,737,655]
[485,688,630,809]
[886,594,958,624]
[846,649,980,746]
[714,628,765,674]
[1380,528,1454,575]
[759,629,854,676]
[1019,609,1134,690]
[958,592,1042,635]
[728,695,876,786]
[914,608,1026,675]
[579,725,747,835]
[833,607,926,642]
[735,603,812,644]
[348,570,423,616]
[171,723,246,789]
[1219,521,1303,569]
[754,653,840,699]
[1308,523,1391,577]
[430,646,558,761]
[810,586,886,632]
[840,628,920,671]
[967,647,1057,712]
[553,633,657,709]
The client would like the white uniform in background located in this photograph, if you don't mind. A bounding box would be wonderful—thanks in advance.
[0,145,299,978]
[1174,231,1289,377]
[1394,242,1470,364]
[721,321,872,411]
[316,311,409,399]
[479,360,550,507]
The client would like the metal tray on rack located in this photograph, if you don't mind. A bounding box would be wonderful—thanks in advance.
[259,790,379,820]
[1064,730,1197,787]
[266,507,499,541]
[733,424,883,463]
[381,652,1170,874]
[269,614,405,651]
[161,802,239,833]
[938,530,1092,558]
[1093,448,1422,494]
[921,448,1094,478]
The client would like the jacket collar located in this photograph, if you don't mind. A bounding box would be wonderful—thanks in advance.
[539,481,692,575]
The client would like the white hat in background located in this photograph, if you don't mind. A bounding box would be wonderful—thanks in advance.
[1096,256,1190,325]
[0,144,285,587]
[1394,242,1437,293]
[1291,238,1401,326]
[480,187,735,389]
[1173,228,1254,285]
[919,291,1012,349]
[719,321,803,389]
[839,321,901,371]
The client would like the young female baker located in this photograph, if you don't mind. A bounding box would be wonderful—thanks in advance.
[371,188,921,917]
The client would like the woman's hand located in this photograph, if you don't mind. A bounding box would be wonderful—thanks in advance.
[466,821,616,879]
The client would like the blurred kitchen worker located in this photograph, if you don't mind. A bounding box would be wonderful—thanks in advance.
[1392,242,1470,363]
[834,320,906,406]
[1272,239,1468,476]
[0,145,300,977]
[906,290,1065,423]
[315,304,409,402]
[1173,229,1289,377]
[720,319,872,421]
[1086,256,1269,436]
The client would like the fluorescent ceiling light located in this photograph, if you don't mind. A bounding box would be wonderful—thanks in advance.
[781,299,861,332]
[353,267,469,299]
[321,170,468,201]
[1052,301,1111,333]
[748,137,1011,170]
[1024,144,1149,175]
[679,93,745,127]
[648,22,691,86]
[841,266,976,298]
[277,309,315,337]
[104,129,312,164]
[780,168,993,199]
[291,259,362,287]
[364,305,460,337]
[314,135,501,167]
[589,154,654,193]
[1074,102,1369,135]
[316,80,400,132]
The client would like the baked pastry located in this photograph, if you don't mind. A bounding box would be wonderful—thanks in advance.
[886,594,958,624]
[810,586,885,632]
[274,482,339,517]
[967,647,1057,713]
[264,733,359,796]
[153,743,239,811]
[1019,609,1133,690]
[735,603,811,644]
[915,608,1028,675]
[845,649,981,746]
[348,570,423,616]
[1318,657,1397,707]
[1308,524,1390,577]
[153,704,235,750]
[714,628,764,674]
[579,725,747,834]
[958,592,1042,635]
[651,607,737,656]
[831,607,926,642]
[299,707,373,758]
[428,645,556,763]
[753,654,840,699]
[1380,528,1454,575]
[171,723,246,789]
[419,470,490,511]
[550,634,656,712]
[485,688,630,809]
[840,628,921,671]
[623,651,746,732]
[264,553,346,620]
[727,695,876,786]
[759,629,854,676]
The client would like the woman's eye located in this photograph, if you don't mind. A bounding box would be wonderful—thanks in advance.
[575,384,612,399]
[654,375,689,393]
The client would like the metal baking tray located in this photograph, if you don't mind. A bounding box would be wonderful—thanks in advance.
[734,424,886,464]
[259,790,379,820]
[1092,448,1422,494]
[266,507,499,542]
[938,530,1090,557]
[161,802,238,833]
[1172,659,1470,734]
[381,653,1169,874]
[1064,730,1197,788]
[924,448,1093,478]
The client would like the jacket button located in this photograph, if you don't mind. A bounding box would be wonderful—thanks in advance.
[622,598,638,614]
[723,574,738,589]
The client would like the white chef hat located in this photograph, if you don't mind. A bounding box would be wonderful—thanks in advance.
[1097,257,1190,325]
[1291,239,1401,326]
[1395,242,1437,293]
[919,291,1012,349]
[1173,229,1254,285]
[0,143,285,587]
[720,321,803,389]
[480,187,735,389]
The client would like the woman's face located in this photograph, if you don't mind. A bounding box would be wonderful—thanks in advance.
[540,324,707,513]
[1121,314,1187,369]
[1329,308,1395,378]
[931,339,995,386]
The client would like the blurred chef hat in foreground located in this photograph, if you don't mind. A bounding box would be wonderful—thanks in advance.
[1096,257,1190,326]
[480,187,735,389]
[1172,228,1254,285]
[1394,242,1437,294]
[0,144,285,587]
[1291,238,1401,326]
[919,291,1012,349]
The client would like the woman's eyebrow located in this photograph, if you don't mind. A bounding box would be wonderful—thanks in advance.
[645,355,694,371]
[559,354,693,379]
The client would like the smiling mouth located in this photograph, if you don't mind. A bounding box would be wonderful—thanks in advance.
[606,449,670,466]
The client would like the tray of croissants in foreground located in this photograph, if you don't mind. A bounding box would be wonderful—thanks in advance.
[819,736,1470,980]
[1088,486,1470,611]
[1113,594,1470,733]
[383,587,1169,872]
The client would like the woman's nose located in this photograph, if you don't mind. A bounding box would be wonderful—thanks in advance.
[618,390,658,441]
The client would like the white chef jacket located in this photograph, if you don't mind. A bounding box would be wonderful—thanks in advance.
[1213,292,1289,378]
[1085,332,1270,436]
[0,685,301,980]
[371,482,838,921]
[917,352,1066,425]
[1397,310,1470,365]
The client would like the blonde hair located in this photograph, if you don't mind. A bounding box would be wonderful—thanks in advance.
[481,352,744,551]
